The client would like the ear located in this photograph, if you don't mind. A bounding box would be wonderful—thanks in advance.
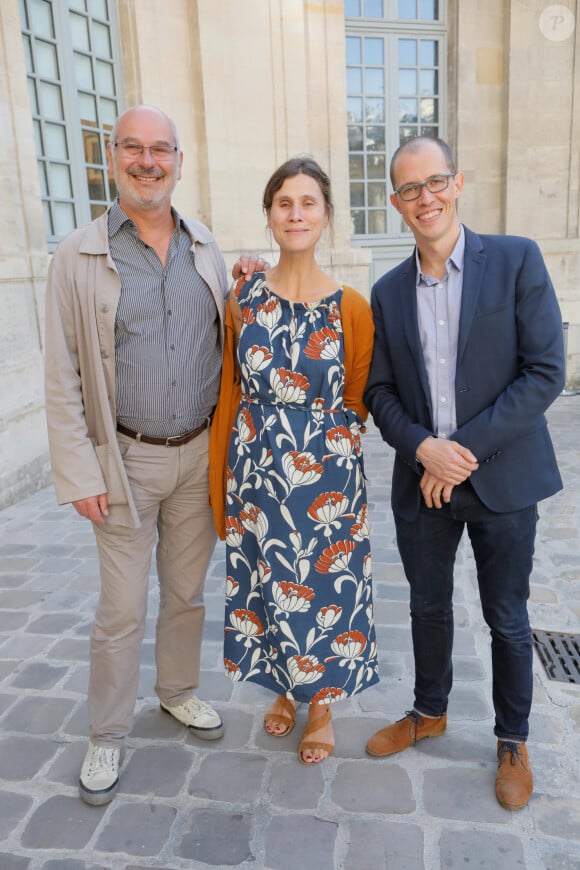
[106,140,114,175]
[453,171,464,198]
[177,149,183,181]
[390,192,402,214]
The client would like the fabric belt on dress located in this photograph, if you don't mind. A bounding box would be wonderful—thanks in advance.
[116,419,209,447]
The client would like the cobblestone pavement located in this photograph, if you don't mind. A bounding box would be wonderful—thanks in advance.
[0,396,579,870]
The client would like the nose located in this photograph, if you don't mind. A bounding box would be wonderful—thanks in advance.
[417,182,435,203]
[289,204,303,221]
[138,147,157,166]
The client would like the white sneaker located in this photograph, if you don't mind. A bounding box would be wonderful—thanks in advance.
[79,741,120,806]
[160,696,224,740]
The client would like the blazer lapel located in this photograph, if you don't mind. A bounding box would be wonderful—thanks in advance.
[457,228,486,364]
[400,256,433,419]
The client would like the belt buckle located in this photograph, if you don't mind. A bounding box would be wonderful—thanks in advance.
[164,433,183,447]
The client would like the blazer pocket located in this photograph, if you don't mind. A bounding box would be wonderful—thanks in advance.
[475,302,510,319]
[94,443,129,506]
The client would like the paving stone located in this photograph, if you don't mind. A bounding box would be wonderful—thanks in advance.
[1,696,76,734]
[544,852,580,869]
[0,635,54,658]
[121,745,192,796]
[0,691,17,714]
[423,768,508,823]
[375,625,414,652]
[46,638,91,663]
[189,751,267,803]
[21,795,102,849]
[26,612,84,634]
[452,657,487,680]
[10,662,68,689]
[345,819,424,870]
[0,612,29,631]
[175,809,254,865]
[534,796,580,841]
[95,801,177,856]
[447,685,492,719]
[0,790,33,840]
[0,659,18,681]
[373,599,410,623]
[0,735,61,778]
[185,708,254,751]
[0,855,31,869]
[42,863,109,870]
[268,756,323,808]
[0,591,47,608]
[264,814,338,870]
[439,829,526,868]
[45,740,88,786]
[332,760,415,814]
[334,714,398,759]
[0,557,40,572]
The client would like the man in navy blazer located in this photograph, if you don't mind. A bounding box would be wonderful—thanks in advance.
[364,136,564,811]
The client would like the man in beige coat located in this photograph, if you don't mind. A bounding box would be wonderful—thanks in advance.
[45,105,247,805]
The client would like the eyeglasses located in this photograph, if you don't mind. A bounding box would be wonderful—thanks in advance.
[394,173,456,201]
[113,141,178,161]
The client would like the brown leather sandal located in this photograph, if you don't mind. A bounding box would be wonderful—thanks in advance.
[298,705,334,764]
[264,695,296,737]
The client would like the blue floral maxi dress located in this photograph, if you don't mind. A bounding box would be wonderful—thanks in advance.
[223,275,379,704]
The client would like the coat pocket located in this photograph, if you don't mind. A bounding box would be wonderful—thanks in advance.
[94,443,129,506]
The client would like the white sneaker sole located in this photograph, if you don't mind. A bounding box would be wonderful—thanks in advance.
[79,777,119,806]
[160,703,224,740]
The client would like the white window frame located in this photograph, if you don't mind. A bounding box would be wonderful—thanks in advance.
[20,0,124,251]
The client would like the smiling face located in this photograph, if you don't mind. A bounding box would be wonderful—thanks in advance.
[266,173,330,254]
[390,139,464,252]
[107,106,183,216]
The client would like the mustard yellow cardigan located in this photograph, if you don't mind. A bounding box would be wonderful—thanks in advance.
[208,284,375,539]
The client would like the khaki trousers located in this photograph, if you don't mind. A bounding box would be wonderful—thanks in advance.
[89,428,216,746]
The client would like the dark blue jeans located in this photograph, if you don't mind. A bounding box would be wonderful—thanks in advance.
[395,480,537,742]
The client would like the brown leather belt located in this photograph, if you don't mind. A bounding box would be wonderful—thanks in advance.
[117,419,209,447]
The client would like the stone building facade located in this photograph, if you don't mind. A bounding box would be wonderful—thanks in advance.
[1,0,578,507]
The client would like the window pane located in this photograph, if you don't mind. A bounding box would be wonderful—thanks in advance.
[23,34,33,74]
[38,80,63,119]
[19,0,29,29]
[87,167,106,200]
[399,98,418,123]
[91,203,107,219]
[52,201,76,236]
[350,183,365,207]
[74,52,94,89]
[367,154,386,179]
[399,70,417,94]
[28,78,38,113]
[364,37,383,65]
[366,125,385,151]
[70,12,90,50]
[348,126,364,150]
[79,91,98,125]
[349,154,364,179]
[37,160,48,196]
[83,128,102,163]
[346,36,361,65]
[365,68,384,95]
[347,97,363,124]
[345,0,361,14]
[347,68,362,95]
[29,0,54,38]
[42,200,53,236]
[93,21,112,57]
[365,98,384,122]
[420,69,437,94]
[95,59,115,94]
[400,125,418,142]
[48,162,73,197]
[363,0,383,16]
[369,210,387,233]
[35,39,59,78]
[421,96,437,123]
[33,118,43,153]
[368,182,386,206]
[399,39,417,66]
[420,0,438,19]
[44,122,68,159]
[399,0,417,17]
[88,0,109,19]
[421,125,438,139]
[351,210,365,234]
[69,0,87,10]
[100,97,117,126]
[421,40,438,66]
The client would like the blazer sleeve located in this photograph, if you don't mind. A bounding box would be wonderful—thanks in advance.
[342,285,374,423]
[208,293,242,540]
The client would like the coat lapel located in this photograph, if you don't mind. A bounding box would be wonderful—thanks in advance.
[400,254,433,418]
[457,228,486,364]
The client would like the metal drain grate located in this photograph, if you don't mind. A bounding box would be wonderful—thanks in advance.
[532,630,580,684]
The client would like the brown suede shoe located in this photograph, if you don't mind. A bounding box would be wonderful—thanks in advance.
[495,740,533,810]
[366,709,447,757]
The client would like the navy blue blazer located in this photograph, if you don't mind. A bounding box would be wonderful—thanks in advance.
[365,226,565,521]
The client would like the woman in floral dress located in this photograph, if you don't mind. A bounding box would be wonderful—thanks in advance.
[210,157,379,763]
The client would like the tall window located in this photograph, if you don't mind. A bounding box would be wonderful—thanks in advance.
[20,0,123,248]
[345,0,446,238]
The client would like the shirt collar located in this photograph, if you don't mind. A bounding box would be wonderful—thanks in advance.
[415,224,465,285]
[108,198,184,238]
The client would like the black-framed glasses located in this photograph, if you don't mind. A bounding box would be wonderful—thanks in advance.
[394,173,456,201]
[113,141,178,161]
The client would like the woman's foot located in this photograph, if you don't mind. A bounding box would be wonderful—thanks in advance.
[264,695,297,737]
[299,703,334,764]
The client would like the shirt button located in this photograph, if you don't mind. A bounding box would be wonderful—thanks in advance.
[438,319,445,326]
[440,396,447,404]
[437,283,443,289]
[171,380,177,386]
[170,344,175,350]
[100,304,109,313]
[440,433,448,439]
[440,357,446,364]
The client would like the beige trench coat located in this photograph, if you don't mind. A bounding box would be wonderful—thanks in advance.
[44,208,228,528]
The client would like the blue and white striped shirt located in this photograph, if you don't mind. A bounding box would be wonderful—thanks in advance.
[109,200,221,438]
